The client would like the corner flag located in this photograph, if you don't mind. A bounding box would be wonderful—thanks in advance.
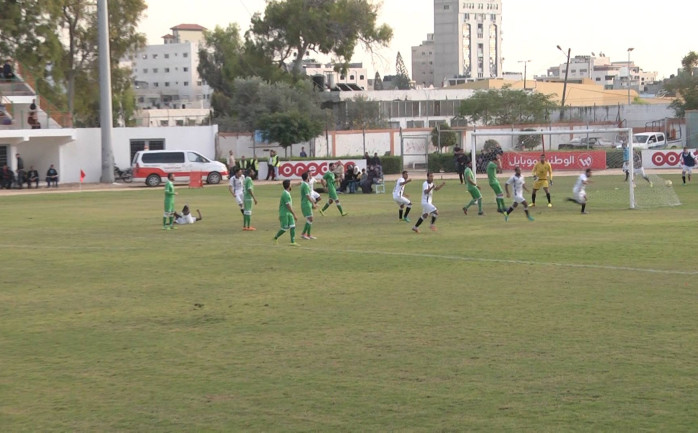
[80,169,86,183]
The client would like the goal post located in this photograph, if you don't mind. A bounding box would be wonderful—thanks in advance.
[470,127,640,208]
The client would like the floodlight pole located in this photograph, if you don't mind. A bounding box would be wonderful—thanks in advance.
[627,48,635,105]
[557,45,571,119]
[98,0,115,183]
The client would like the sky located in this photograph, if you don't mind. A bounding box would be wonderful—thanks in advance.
[139,0,694,81]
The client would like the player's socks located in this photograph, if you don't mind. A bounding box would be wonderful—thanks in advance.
[274,229,285,240]
[581,203,586,213]
[162,217,167,227]
[337,204,345,215]
[531,192,536,205]
[321,203,330,213]
[546,193,551,204]
[477,198,483,213]
[290,227,296,243]
[168,216,174,226]
[431,215,437,225]
[682,175,686,184]
[399,209,404,220]
[240,208,244,214]
[404,207,411,218]
[415,217,424,227]
[525,209,534,221]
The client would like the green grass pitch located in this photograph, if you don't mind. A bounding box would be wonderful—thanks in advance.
[1,172,697,432]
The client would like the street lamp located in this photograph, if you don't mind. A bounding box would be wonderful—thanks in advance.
[627,47,635,104]
[518,60,532,90]
[556,45,571,113]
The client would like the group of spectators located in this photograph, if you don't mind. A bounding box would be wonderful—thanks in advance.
[0,153,59,189]
[228,151,259,180]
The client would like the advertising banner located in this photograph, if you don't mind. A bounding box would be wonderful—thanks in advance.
[277,159,367,180]
[501,151,607,171]
[642,149,697,169]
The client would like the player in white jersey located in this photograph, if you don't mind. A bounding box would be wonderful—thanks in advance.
[412,172,445,233]
[174,205,203,224]
[567,168,592,214]
[393,170,413,222]
[308,173,322,202]
[228,168,245,214]
[503,166,534,222]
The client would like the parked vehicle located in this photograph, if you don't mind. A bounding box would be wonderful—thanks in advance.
[559,136,616,149]
[615,132,667,150]
[131,150,228,187]
[113,165,133,183]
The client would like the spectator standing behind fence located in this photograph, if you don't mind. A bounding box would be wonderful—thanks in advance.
[227,150,236,176]
[300,146,308,157]
[46,164,59,187]
[15,153,24,189]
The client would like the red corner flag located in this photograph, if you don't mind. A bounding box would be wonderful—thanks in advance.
[80,169,86,183]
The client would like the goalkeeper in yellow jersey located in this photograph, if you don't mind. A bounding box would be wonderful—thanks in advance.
[530,153,553,207]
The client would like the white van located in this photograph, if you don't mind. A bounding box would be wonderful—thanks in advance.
[131,150,228,187]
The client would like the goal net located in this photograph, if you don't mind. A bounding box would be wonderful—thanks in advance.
[469,127,681,210]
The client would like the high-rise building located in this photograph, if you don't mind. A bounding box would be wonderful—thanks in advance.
[433,0,502,86]
[126,24,212,110]
[411,34,435,88]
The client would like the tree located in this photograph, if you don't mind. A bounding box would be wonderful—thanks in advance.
[459,88,556,126]
[247,0,392,78]
[665,51,698,117]
[257,110,323,152]
[393,51,411,90]
[431,123,458,150]
[373,71,383,91]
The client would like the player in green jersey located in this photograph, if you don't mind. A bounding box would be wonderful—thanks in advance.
[300,171,318,240]
[163,173,177,230]
[462,166,484,215]
[273,179,299,246]
[242,169,258,231]
[319,163,348,216]
[486,154,506,213]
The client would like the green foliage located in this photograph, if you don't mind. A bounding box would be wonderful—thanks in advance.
[247,0,392,77]
[379,155,401,174]
[257,110,323,149]
[430,123,458,150]
[428,152,457,173]
[665,51,698,117]
[458,87,556,125]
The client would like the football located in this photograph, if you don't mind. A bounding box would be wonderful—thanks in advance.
[665,179,673,187]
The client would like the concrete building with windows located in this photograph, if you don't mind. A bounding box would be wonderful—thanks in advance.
[303,62,369,91]
[433,0,502,86]
[411,34,435,88]
[540,53,658,93]
[126,24,212,110]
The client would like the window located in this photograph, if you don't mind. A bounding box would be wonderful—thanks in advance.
[153,82,159,87]
[143,68,148,73]
[130,139,165,161]
[152,54,158,59]
[164,54,169,59]
[183,81,189,86]
[349,75,354,80]
[183,67,189,72]
[138,97,144,103]
[444,4,450,9]
[187,152,209,163]
[197,80,202,86]
[164,68,170,73]
[164,82,170,87]
[153,68,158,73]
[183,52,188,58]
[0,145,7,167]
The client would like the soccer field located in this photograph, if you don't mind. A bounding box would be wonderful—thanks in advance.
[1,173,697,432]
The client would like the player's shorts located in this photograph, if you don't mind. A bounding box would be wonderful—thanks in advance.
[164,200,175,215]
[301,201,313,218]
[421,202,437,215]
[681,165,694,174]
[467,185,482,199]
[573,190,587,203]
[489,181,503,195]
[279,214,295,229]
[327,186,339,201]
[244,198,254,215]
[234,192,243,206]
[311,190,321,201]
[532,179,549,189]
[393,195,411,206]
[513,194,526,204]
